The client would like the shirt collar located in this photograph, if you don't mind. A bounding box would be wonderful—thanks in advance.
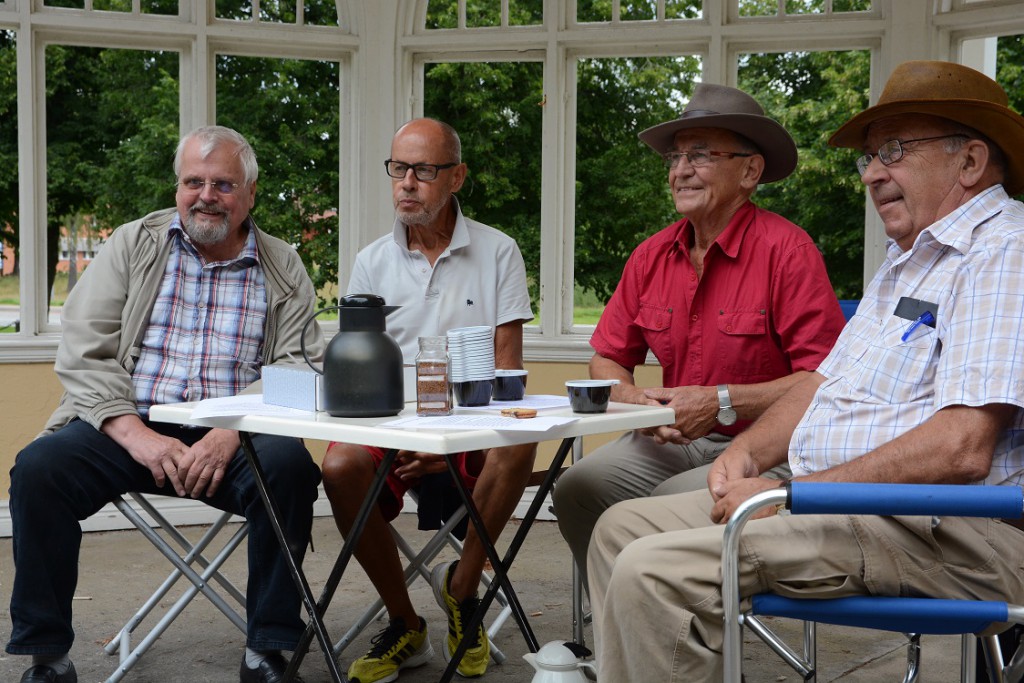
[674,200,756,259]
[169,213,260,266]
[885,184,1009,262]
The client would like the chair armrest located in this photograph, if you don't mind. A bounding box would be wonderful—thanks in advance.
[787,482,1023,519]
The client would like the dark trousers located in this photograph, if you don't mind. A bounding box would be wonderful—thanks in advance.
[6,419,321,655]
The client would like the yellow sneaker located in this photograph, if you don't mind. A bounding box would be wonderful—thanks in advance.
[346,617,433,683]
[430,560,490,678]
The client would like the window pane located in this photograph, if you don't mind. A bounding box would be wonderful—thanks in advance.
[45,46,180,320]
[468,0,501,27]
[216,55,340,305]
[785,0,824,14]
[509,0,543,25]
[622,0,656,21]
[426,0,459,29]
[666,0,702,19]
[140,0,179,15]
[832,0,872,11]
[217,0,252,21]
[304,0,338,26]
[739,0,776,17]
[577,0,611,23]
[997,33,1024,201]
[423,61,543,317]
[0,30,16,334]
[574,55,700,325]
[259,0,296,22]
[738,49,870,299]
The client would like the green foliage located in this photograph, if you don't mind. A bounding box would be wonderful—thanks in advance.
[740,50,871,299]
[0,31,17,255]
[574,56,698,302]
[216,55,340,304]
[424,61,544,306]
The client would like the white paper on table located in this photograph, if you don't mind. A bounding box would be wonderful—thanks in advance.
[455,394,570,412]
[190,394,311,419]
[380,414,577,432]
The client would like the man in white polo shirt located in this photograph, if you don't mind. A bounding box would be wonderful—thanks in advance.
[321,118,536,683]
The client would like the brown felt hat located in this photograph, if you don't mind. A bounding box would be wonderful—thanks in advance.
[637,83,798,184]
[829,60,1024,194]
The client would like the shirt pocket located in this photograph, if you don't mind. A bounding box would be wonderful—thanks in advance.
[868,315,939,403]
[716,310,771,377]
[635,301,674,363]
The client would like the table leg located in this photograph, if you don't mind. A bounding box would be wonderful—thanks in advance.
[236,431,345,683]
[439,436,576,683]
[285,447,400,679]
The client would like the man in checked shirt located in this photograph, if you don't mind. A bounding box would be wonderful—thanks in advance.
[7,126,324,683]
[587,60,1024,682]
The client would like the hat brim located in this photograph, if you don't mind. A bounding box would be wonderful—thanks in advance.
[638,113,798,184]
[829,99,1024,195]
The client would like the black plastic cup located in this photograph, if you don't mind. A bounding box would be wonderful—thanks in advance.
[566,379,618,413]
[493,369,528,401]
[453,379,494,407]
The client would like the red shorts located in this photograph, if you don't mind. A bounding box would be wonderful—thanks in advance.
[329,443,484,522]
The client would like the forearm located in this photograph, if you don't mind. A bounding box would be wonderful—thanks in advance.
[803,403,1011,485]
[725,370,815,422]
[731,372,824,473]
[589,353,646,404]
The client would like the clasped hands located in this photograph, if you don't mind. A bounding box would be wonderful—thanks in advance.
[633,385,719,445]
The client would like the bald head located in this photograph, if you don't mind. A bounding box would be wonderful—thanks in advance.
[393,118,462,163]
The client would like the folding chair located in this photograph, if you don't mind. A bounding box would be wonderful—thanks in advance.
[332,486,513,664]
[103,492,249,683]
[723,482,1024,683]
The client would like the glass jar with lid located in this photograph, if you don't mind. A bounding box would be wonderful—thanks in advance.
[415,336,452,416]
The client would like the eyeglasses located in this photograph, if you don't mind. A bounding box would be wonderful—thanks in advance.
[662,150,754,170]
[178,178,241,194]
[384,159,458,182]
[855,134,969,175]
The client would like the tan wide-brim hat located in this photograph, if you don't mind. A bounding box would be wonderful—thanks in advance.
[638,83,798,184]
[829,60,1024,195]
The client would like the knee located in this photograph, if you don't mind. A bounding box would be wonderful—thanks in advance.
[321,443,374,492]
[11,439,65,498]
[258,438,320,491]
[552,463,587,519]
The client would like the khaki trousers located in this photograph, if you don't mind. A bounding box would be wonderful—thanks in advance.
[588,489,1024,682]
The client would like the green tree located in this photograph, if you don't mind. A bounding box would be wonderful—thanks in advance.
[740,49,871,299]
[0,31,17,267]
[216,54,341,304]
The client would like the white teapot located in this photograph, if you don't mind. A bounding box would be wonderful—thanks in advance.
[523,641,597,683]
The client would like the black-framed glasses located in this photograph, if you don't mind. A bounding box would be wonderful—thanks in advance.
[855,134,969,175]
[662,150,754,170]
[178,178,241,194]
[384,158,458,181]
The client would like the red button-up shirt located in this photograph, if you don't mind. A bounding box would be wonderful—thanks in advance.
[590,201,845,435]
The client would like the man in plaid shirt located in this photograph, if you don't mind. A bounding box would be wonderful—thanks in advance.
[7,126,325,683]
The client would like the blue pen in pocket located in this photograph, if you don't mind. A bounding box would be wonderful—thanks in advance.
[901,310,935,342]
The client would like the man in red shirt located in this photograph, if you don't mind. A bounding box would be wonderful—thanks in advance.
[553,83,846,586]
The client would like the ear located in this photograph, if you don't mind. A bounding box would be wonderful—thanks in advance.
[958,140,990,189]
[247,181,257,210]
[740,154,765,191]
[449,162,468,193]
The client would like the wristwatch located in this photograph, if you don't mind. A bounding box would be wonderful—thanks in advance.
[716,384,737,426]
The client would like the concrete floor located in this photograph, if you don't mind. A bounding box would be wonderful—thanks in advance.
[0,514,970,683]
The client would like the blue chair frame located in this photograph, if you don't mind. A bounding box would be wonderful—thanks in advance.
[723,482,1024,683]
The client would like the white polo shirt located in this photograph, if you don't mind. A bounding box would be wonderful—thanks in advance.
[347,199,535,363]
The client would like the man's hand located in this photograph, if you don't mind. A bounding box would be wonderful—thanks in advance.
[102,415,190,496]
[177,428,240,498]
[709,476,785,524]
[394,451,447,483]
[638,386,718,444]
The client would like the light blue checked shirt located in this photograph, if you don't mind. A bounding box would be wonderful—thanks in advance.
[790,185,1024,486]
[133,216,266,416]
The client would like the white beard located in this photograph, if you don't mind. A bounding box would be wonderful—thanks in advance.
[184,201,232,245]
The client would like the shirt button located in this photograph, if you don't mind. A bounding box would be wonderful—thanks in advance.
[726,325,733,332]
[691,314,698,322]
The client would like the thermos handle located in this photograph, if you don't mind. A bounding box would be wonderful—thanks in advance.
[301,305,341,374]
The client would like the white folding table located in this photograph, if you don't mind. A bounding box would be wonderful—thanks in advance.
[150,400,674,682]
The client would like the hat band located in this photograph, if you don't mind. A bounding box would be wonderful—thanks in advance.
[679,109,718,119]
